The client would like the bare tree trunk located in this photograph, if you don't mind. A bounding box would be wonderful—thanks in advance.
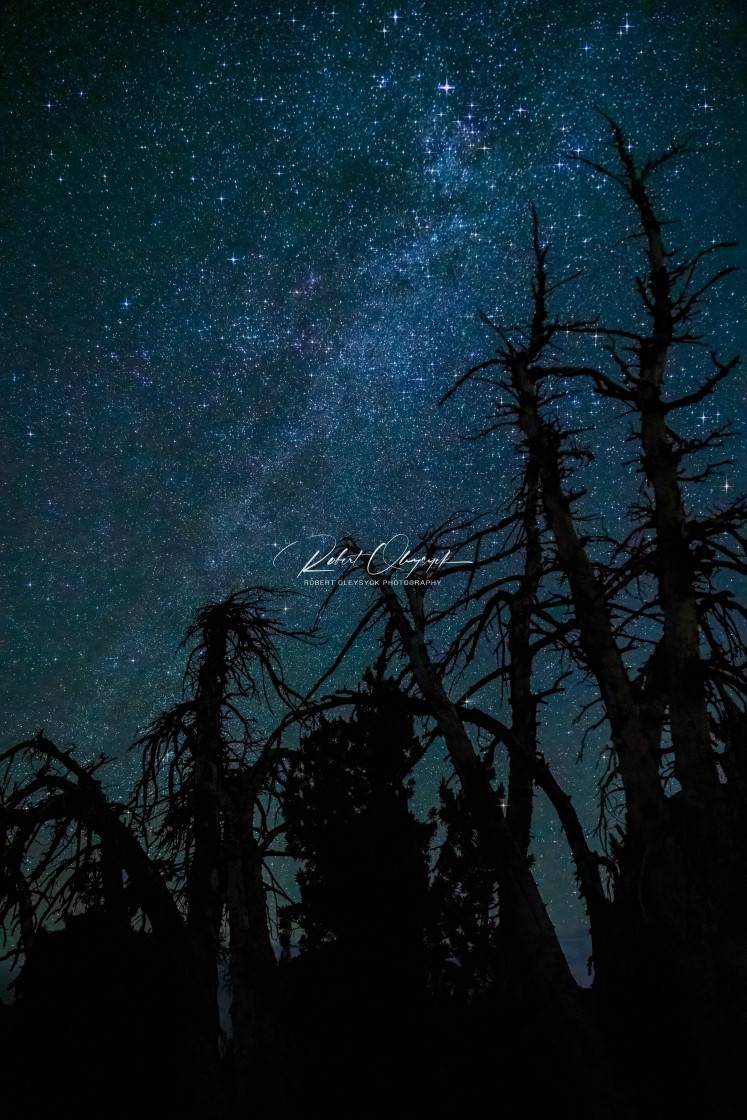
[224,790,287,1120]
[186,621,231,1118]
[506,462,542,855]
[626,159,720,804]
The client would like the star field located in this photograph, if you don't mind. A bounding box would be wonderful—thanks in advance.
[2,0,745,977]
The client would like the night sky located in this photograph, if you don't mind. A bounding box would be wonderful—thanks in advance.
[2,0,745,976]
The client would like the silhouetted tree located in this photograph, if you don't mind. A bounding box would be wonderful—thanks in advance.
[133,587,315,1118]
[329,543,628,1117]
[277,671,435,1116]
[0,588,315,1120]
[282,672,432,970]
[442,114,746,1113]
[0,734,194,1115]
[427,778,499,1000]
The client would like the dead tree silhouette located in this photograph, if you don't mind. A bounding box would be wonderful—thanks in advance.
[441,113,747,1114]
[0,588,316,1120]
[310,114,745,1119]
